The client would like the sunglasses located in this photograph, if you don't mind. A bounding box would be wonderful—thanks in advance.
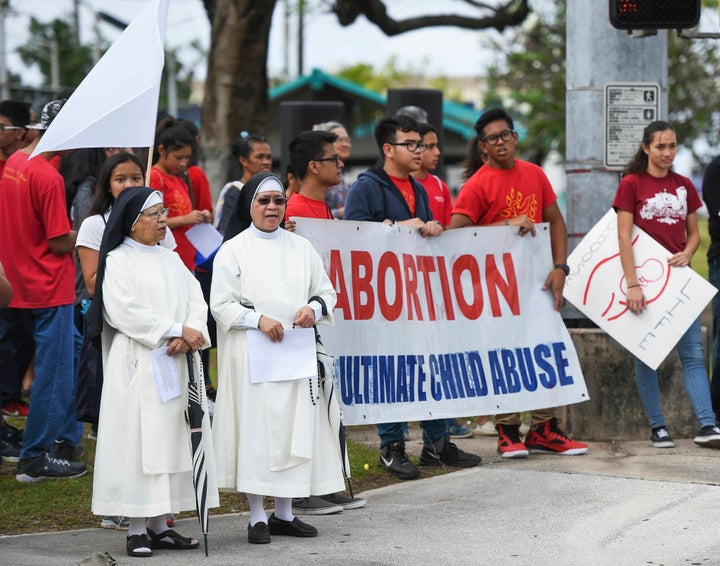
[255,196,287,206]
[0,125,23,133]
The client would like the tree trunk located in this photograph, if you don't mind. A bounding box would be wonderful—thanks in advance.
[201,0,277,198]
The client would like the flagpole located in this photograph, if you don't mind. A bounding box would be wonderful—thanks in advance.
[145,146,154,186]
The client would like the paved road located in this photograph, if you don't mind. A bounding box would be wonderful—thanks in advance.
[2,432,720,565]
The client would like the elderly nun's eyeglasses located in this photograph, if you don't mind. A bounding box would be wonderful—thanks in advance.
[140,207,170,219]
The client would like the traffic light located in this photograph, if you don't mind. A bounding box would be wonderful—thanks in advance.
[609,0,701,30]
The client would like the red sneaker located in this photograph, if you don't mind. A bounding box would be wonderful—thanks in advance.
[496,424,529,459]
[2,401,29,418]
[524,418,588,455]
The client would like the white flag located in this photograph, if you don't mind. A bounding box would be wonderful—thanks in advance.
[31,0,168,157]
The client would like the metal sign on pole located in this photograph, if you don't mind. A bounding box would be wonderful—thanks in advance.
[603,82,660,170]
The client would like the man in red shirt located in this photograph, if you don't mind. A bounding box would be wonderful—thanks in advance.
[414,122,453,227]
[0,101,33,420]
[0,99,87,481]
[286,130,341,221]
[449,107,588,459]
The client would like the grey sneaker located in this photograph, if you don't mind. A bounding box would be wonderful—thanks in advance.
[291,496,343,515]
[320,492,367,510]
[101,516,130,530]
[16,452,87,482]
[694,425,720,448]
[650,427,675,448]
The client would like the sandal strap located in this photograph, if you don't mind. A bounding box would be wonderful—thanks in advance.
[147,528,197,548]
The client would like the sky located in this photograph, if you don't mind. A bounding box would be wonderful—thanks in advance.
[7,0,509,87]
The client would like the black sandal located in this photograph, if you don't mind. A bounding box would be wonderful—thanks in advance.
[146,528,199,550]
[126,534,152,557]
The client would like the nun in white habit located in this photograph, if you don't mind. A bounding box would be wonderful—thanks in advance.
[87,186,219,558]
[211,172,345,544]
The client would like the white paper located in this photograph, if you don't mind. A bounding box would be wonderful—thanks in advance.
[150,347,182,402]
[186,222,223,259]
[247,327,317,383]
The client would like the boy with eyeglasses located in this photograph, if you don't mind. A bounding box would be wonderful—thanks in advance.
[449,107,588,459]
[286,130,342,221]
[345,115,482,480]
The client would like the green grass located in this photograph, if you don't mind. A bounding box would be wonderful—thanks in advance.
[0,422,436,536]
[692,216,709,280]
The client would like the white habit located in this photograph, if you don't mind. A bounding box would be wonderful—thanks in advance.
[92,241,219,517]
[210,226,345,497]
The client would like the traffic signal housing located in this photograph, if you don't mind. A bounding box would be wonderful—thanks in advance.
[609,0,701,30]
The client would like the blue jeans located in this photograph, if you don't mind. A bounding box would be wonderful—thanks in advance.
[18,305,84,460]
[634,317,715,430]
[378,419,447,447]
[709,256,720,417]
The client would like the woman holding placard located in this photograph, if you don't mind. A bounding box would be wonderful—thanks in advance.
[614,120,720,449]
[210,172,344,545]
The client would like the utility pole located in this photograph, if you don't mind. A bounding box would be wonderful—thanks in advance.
[72,0,81,45]
[0,0,9,100]
[565,1,667,254]
[297,0,304,77]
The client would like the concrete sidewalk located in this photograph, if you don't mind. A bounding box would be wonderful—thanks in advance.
[2,432,720,565]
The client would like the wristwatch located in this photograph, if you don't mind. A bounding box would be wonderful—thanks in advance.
[554,263,570,275]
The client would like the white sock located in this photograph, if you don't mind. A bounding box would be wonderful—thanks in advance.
[146,515,167,535]
[274,497,293,522]
[246,493,267,526]
[127,517,148,538]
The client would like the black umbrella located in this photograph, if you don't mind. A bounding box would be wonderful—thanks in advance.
[315,332,353,497]
[185,351,210,556]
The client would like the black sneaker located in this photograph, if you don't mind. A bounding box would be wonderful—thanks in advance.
[16,452,87,483]
[291,496,343,515]
[650,427,675,448]
[379,441,420,480]
[694,425,720,448]
[1,423,23,463]
[50,439,84,460]
[419,437,482,467]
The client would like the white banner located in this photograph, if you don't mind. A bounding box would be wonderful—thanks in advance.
[564,208,717,370]
[295,219,589,426]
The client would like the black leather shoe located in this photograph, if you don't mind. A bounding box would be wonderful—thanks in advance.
[267,513,318,537]
[247,521,271,544]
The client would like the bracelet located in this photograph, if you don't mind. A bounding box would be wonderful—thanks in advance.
[504,219,510,226]
[627,284,641,288]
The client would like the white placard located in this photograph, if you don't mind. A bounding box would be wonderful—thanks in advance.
[186,222,223,260]
[150,346,181,402]
[247,327,317,383]
[564,209,717,370]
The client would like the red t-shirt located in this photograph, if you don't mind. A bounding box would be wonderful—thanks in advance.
[286,193,333,220]
[613,170,701,254]
[388,174,416,216]
[453,159,556,225]
[187,165,213,213]
[0,151,75,308]
[417,174,452,226]
[150,166,196,271]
